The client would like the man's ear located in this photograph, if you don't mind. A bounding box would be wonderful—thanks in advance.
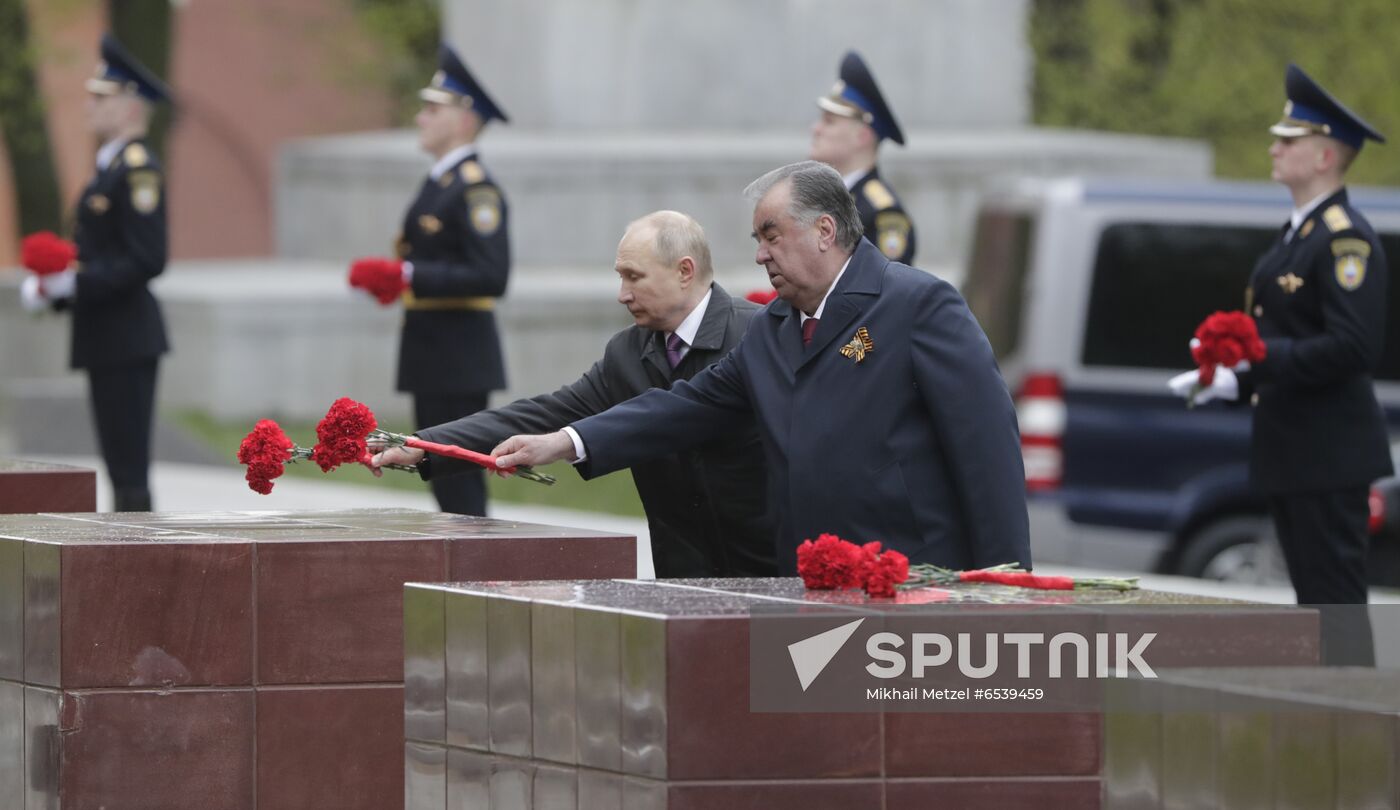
[677,255,696,285]
[816,214,838,250]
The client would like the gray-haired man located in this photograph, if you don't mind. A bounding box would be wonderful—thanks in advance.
[490,162,1030,574]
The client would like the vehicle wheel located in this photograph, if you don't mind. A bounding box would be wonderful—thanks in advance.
[1176,516,1288,585]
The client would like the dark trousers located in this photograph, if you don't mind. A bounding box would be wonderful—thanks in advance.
[87,360,158,512]
[1269,487,1374,666]
[414,392,488,516]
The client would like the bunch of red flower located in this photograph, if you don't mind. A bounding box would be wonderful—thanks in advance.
[312,397,378,472]
[1191,310,1266,385]
[237,419,294,494]
[348,257,407,305]
[796,534,911,598]
[745,288,779,305]
[20,231,77,275]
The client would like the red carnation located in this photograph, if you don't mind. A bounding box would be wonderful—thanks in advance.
[796,533,866,590]
[1191,311,1266,385]
[863,547,910,598]
[312,397,378,472]
[348,257,408,305]
[237,419,294,494]
[745,288,779,305]
[21,231,77,276]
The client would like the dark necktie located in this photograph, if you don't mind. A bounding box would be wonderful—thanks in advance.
[665,332,686,369]
[802,317,820,346]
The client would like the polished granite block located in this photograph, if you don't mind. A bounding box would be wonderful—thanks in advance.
[256,686,403,810]
[413,578,1318,805]
[0,681,22,809]
[0,459,97,514]
[53,688,256,810]
[884,712,1100,778]
[884,777,1102,809]
[0,508,638,808]
[256,538,446,684]
[0,537,21,681]
[1104,668,1400,810]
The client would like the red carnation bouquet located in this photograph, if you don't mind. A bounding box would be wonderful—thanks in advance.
[1191,311,1266,386]
[797,534,1137,598]
[236,397,556,495]
[21,231,77,275]
[745,288,779,305]
[348,257,408,305]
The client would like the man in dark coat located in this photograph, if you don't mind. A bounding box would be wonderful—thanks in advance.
[360,43,511,516]
[488,162,1030,575]
[373,211,775,577]
[22,34,172,512]
[1172,64,1390,663]
[809,50,916,264]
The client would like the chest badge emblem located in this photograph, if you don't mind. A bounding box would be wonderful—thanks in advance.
[839,327,875,363]
[1277,273,1305,293]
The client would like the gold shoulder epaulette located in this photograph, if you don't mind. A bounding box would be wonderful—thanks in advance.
[460,161,486,185]
[123,143,149,168]
[863,179,895,210]
[1323,205,1353,233]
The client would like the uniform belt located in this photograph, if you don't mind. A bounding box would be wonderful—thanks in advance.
[402,291,496,311]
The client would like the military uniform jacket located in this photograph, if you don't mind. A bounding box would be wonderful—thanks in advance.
[416,284,776,577]
[851,168,916,265]
[395,151,509,394]
[571,240,1030,575]
[1244,188,1393,494]
[68,139,169,370]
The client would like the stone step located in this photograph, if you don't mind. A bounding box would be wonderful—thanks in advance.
[276,128,1212,271]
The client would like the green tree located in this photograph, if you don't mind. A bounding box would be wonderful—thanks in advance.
[109,0,173,160]
[0,0,64,236]
[352,0,441,122]
[1031,0,1400,185]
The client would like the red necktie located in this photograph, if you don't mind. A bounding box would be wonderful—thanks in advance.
[802,317,820,346]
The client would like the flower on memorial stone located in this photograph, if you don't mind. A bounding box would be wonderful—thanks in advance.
[20,231,77,275]
[237,419,295,494]
[312,397,378,472]
[796,533,868,590]
[861,544,910,598]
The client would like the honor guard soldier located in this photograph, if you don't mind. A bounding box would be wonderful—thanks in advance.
[809,50,916,264]
[389,44,511,516]
[21,34,172,512]
[1174,65,1390,663]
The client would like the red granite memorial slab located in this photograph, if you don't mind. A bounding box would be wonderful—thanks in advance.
[405,577,1320,808]
[0,458,97,514]
[256,686,404,810]
[0,508,636,808]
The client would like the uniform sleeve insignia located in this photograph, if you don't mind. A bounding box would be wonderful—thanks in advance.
[122,143,149,168]
[839,326,875,362]
[874,211,910,260]
[1298,219,1315,240]
[1322,205,1353,233]
[467,187,502,235]
[128,170,161,215]
[417,214,443,235]
[862,179,895,210]
[1331,237,1372,291]
[460,161,486,184]
[87,194,111,214]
